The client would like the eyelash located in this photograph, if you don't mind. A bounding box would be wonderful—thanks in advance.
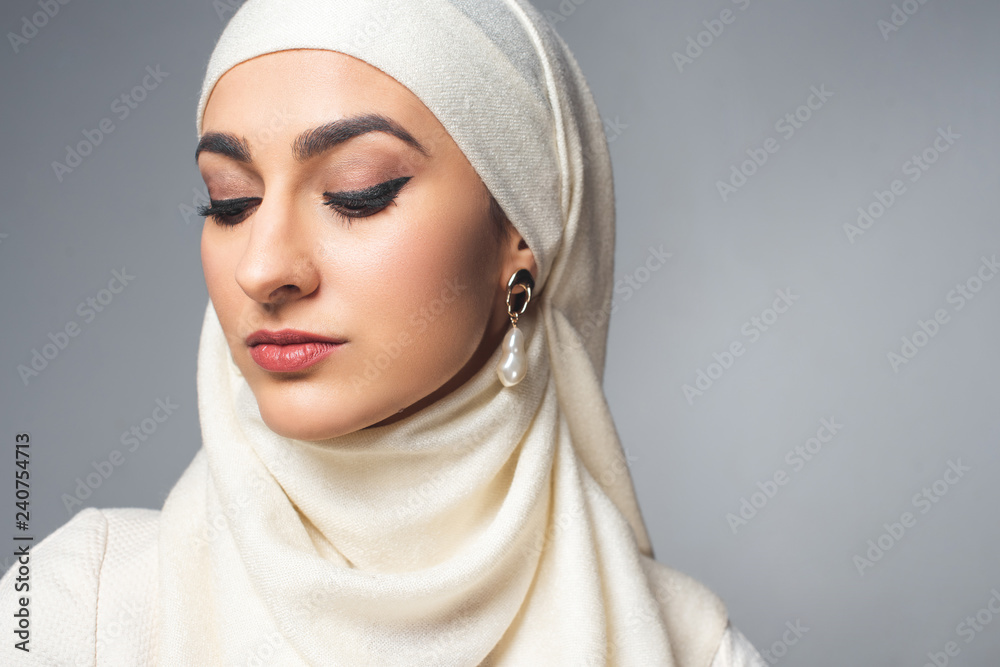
[196,176,412,228]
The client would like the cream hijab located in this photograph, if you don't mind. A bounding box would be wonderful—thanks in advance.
[157,0,728,663]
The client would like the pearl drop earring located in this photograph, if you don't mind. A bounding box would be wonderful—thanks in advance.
[496,268,534,387]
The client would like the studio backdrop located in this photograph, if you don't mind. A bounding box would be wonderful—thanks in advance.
[1,1,997,665]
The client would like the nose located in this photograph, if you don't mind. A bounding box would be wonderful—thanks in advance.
[234,194,320,308]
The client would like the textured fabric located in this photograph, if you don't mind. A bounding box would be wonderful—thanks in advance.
[0,507,159,665]
[710,624,770,667]
[0,507,756,665]
[170,0,731,663]
[0,0,742,664]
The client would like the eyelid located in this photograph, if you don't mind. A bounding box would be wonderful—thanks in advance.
[323,176,412,202]
[201,176,410,205]
[205,196,260,206]
[197,175,411,227]
[322,176,412,226]
[196,196,261,218]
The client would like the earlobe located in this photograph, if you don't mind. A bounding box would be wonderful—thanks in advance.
[496,268,534,387]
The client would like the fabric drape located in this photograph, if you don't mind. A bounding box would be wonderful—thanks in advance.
[154,0,730,663]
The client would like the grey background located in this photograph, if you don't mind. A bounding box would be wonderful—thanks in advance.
[1,0,998,665]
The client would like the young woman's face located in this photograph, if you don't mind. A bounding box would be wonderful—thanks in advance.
[198,49,535,440]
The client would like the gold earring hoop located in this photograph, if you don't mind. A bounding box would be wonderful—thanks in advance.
[496,268,534,387]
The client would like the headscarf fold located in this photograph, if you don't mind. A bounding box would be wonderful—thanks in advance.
[158,0,728,663]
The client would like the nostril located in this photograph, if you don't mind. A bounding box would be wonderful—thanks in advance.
[266,284,300,305]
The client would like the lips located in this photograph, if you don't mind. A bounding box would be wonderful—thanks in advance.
[246,329,346,372]
[246,329,346,346]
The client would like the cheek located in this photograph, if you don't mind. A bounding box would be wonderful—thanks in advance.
[201,227,244,333]
[349,194,497,375]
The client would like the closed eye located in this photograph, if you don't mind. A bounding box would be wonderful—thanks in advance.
[197,196,261,227]
[196,176,413,228]
[322,176,412,225]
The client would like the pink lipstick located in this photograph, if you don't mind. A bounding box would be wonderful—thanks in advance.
[246,329,346,372]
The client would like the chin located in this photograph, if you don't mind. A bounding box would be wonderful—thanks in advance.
[250,381,356,442]
[260,414,340,442]
[252,376,411,441]
[240,343,465,440]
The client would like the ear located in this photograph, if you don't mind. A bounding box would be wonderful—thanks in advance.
[499,224,538,287]
[488,223,539,338]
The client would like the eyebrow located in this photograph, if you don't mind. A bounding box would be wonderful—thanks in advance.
[194,113,429,164]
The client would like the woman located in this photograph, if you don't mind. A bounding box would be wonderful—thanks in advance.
[0,0,766,664]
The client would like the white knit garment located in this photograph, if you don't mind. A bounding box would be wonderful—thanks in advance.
[0,0,762,664]
[0,509,764,666]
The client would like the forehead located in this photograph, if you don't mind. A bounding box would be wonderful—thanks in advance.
[200,49,448,152]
